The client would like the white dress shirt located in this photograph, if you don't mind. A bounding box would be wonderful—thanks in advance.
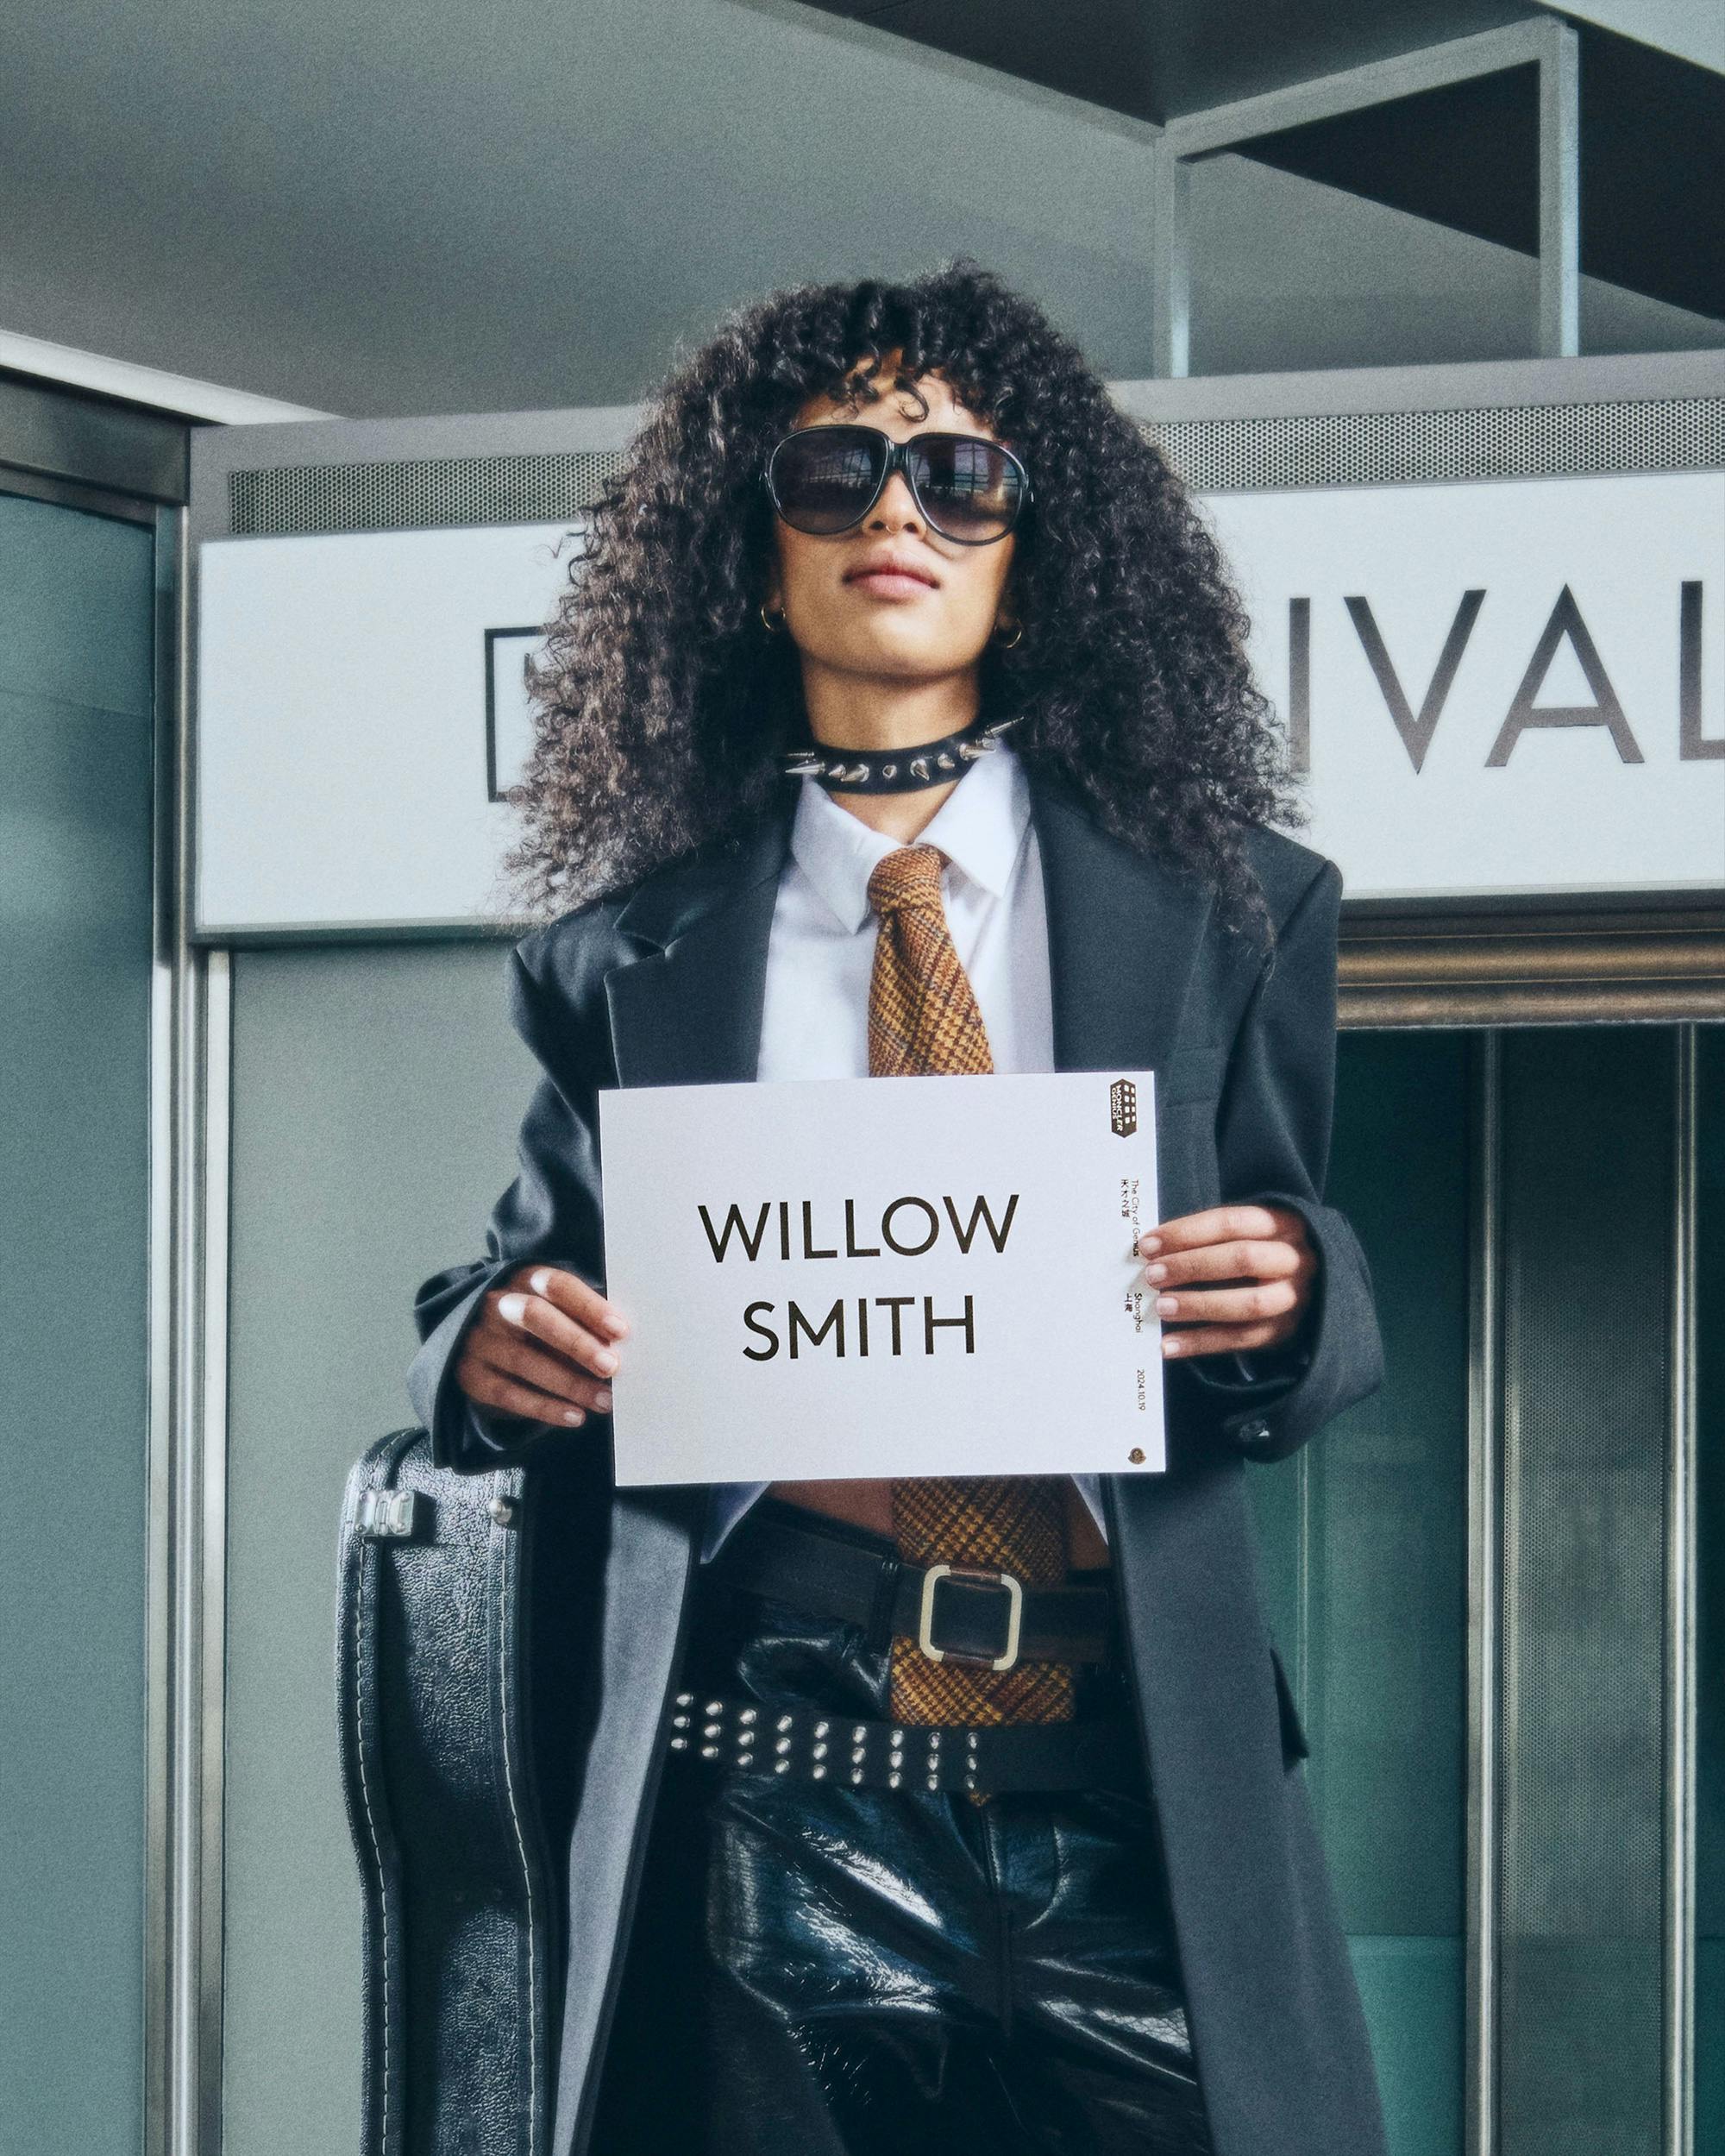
[703,740,1109,1560]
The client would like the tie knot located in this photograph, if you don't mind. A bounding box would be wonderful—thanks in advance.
[868,845,947,918]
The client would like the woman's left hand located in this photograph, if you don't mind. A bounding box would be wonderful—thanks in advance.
[1137,1204,1317,1360]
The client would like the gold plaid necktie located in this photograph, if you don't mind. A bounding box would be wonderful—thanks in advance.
[866,844,1076,1729]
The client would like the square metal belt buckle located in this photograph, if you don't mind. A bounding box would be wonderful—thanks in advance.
[917,1563,1025,1673]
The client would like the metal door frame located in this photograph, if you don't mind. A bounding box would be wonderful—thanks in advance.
[0,370,216,2156]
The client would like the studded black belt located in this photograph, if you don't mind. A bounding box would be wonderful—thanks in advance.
[664,1692,1142,1797]
[707,1503,1119,1674]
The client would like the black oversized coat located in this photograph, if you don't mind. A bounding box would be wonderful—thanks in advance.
[407,762,1389,2156]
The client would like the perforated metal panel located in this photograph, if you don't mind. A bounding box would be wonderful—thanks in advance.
[218,394,1725,537]
[228,449,625,536]
[1144,395,1725,493]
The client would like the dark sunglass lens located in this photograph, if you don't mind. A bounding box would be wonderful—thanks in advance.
[770,429,884,534]
[908,437,1023,542]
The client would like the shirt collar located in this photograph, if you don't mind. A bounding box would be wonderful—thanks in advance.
[789,739,1031,933]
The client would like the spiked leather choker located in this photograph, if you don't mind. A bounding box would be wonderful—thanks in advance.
[781,713,1023,794]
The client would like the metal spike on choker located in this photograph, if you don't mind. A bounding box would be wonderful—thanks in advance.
[781,713,1024,794]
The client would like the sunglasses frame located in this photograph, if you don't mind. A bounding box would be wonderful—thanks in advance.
[763,423,1032,547]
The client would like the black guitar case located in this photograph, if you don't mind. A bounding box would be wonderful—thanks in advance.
[336,1426,555,2156]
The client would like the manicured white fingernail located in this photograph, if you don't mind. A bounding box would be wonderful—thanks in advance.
[1138,1234,1162,1254]
[1156,1296,1178,1317]
[498,1293,528,1326]
[1163,1336,1183,1355]
[529,1267,553,1296]
[593,1347,619,1375]
[593,1387,612,1411]
[563,1407,586,1426]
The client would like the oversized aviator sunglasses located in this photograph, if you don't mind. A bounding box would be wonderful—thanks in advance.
[764,424,1032,546]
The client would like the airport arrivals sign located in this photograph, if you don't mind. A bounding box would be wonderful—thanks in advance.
[1205,469,1723,902]
[193,468,1723,934]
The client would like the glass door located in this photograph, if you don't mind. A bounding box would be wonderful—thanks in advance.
[0,473,161,2151]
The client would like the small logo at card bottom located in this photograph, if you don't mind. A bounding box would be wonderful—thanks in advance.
[1109,1079,1138,1137]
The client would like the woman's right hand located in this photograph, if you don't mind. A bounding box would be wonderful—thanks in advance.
[453,1264,628,1428]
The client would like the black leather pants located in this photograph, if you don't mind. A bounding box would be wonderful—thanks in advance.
[595,1549,1214,2156]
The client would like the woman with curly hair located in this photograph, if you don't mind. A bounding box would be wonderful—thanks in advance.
[408,260,1387,2156]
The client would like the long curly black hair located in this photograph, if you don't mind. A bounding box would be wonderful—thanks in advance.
[505,258,1302,946]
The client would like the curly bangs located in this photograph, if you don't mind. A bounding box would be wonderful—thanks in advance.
[503,258,1303,945]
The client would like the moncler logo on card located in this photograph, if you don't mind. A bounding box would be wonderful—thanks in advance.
[1109,1079,1138,1137]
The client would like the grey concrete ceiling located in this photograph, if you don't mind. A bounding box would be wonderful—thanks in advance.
[0,0,1718,419]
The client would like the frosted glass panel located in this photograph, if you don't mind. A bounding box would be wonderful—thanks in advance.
[0,490,154,2153]
[1497,1030,1675,2156]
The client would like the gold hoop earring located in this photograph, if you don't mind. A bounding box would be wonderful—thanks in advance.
[760,602,786,635]
[994,618,1023,650]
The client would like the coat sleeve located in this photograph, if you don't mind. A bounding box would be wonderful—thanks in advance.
[405,935,614,1474]
[1169,855,1384,1466]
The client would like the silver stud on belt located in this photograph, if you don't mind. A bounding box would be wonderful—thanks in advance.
[666,1692,1138,1801]
[667,1694,986,1792]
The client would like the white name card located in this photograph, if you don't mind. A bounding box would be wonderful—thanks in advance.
[597,1071,1165,1488]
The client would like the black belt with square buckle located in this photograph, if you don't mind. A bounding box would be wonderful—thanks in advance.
[708,1504,1118,1673]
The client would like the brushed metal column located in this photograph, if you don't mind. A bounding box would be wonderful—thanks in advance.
[1666,1028,1699,2156]
[1467,1029,1504,2156]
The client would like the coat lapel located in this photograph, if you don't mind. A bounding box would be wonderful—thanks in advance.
[603,797,796,1088]
[1026,767,1215,1078]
